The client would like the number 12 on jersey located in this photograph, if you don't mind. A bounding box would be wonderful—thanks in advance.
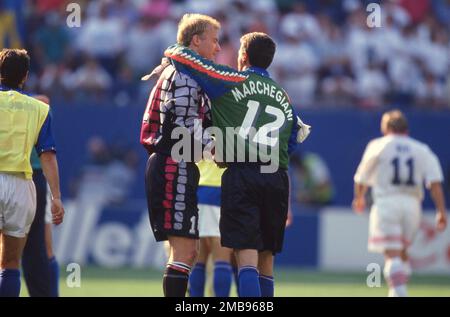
[238,100,286,147]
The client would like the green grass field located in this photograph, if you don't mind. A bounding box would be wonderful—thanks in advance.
[19,267,450,297]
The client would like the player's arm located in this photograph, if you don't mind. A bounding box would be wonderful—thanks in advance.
[164,44,247,100]
[429,182,447,231]
[352,141,378,213]
[425,149,447,231]
[352,183,369,213]
[36,108,64,225]
[140,100,155,154]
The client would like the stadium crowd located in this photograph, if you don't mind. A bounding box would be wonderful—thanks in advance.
[1,0,449,109]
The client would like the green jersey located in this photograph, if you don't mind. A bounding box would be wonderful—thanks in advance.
[165,45,299,169]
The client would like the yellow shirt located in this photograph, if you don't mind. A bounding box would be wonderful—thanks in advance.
[0,90,50,179]
[197,160,225,187]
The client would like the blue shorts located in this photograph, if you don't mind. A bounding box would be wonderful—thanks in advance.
[197,186,221,207]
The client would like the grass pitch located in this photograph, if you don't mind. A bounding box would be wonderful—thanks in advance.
[20,266,450,297]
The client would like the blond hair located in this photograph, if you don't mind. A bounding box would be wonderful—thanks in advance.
[177,13,220,46]
[381,110,409,134]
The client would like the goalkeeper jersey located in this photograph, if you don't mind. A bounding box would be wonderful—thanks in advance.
[165,45,299,170]
[140,63,212,158]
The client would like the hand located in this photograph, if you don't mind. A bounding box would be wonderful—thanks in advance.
[285,209,293,228]
[141,57,170,81]
[51,198,65,225]
[213,155,227,168]
[296,116,311,143]
[352,197,366,214]
[436,212,447,232]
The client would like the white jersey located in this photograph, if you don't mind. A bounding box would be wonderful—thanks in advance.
[354,134,443,201]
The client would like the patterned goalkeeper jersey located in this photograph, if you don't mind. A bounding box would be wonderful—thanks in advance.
[140,63,211,157]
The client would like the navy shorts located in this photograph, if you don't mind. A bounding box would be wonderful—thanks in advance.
[220,165,289,254]
[145,153,200,241]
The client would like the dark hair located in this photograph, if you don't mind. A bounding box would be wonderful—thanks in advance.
[240,32,276,69]
[0,49,30,89]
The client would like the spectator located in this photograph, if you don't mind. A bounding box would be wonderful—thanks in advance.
[72,57,112,100]
[12,0,449,108]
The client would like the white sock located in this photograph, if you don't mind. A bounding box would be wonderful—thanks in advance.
[384,257,408,297]
[403,260,412,278]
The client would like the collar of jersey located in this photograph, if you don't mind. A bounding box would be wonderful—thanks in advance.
[0,84,22,93]
[0,84,30,96]
[246,66,270,78]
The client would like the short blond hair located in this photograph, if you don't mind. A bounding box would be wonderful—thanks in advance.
[381,110,409,134]
[177,13,220,46]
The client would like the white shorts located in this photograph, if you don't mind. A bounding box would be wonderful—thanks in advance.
[368,195,421,253]
[198,204,221,238]
[0,173,36,238]
[45,184,52,224]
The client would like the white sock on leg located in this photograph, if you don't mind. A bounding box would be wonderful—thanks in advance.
[384,257,408,297]
[403,260,412,278]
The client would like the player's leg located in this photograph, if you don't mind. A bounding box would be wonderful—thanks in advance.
[398,199,421,292]
[201,201,233,297]
[164,236,198,297]
[383,249,407,297]
[230,253,239,296]
[145,154,200,297]
[0,233,27,297]
[210,237,232,297]
[22,170,51,297]
[220,166,261,297]
[45,222,59,297]
[234,248,261,297]
[190,200,215,297]
[258,251,274,297]
[401,248,412,277]
[163,158,200,297]
[189,237,209,297]
[0,174,36,297]
[257,169,289,298]
[369,198,407,297]
[1,235,27,269]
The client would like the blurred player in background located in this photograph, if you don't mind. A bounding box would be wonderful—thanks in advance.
[189,160,233,297]
[165,32,310,297]
[353,110,447,297]
[140,14,221,297]
[21,94,59,297]
[0,49,64,297]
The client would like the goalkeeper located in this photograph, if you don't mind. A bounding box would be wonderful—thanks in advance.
[163,32,310,297]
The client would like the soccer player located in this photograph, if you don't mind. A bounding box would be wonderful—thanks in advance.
[189,160,233,297]
[353,110,447,297]
[21,95,59,297]
[0,49,64,297]
[164,32,310,297]
[22,151,59,297]
[140,14,221,297]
